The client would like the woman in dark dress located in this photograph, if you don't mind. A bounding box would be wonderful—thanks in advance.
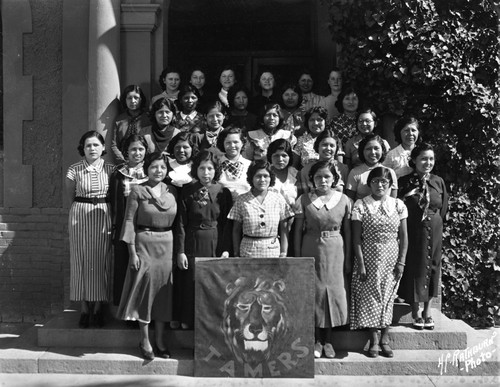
[225,83,257,134]
[109,134,149,305]
[398,142,448,330]
[176,150,233,328]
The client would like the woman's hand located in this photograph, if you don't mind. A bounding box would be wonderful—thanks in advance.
[220,251,229,258]
[129,254,140,271]
[177,253,188,270]
[357,262,367,282]
[394,262,404,280]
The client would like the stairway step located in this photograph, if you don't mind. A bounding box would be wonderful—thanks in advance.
[2,346,497,376]
[37,310,468,350]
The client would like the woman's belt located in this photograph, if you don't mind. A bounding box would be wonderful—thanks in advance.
[243,234,277,240]
[137,225,172,232]
[74,196,109,205]
[187,221,217,230]
[319,230,341,238]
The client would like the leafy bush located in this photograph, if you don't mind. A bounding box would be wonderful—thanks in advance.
[324,0,500,326]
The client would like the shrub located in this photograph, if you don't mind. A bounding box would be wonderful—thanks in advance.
[324,0,500,326]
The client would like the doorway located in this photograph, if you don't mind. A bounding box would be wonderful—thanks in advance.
[168,0,315,95]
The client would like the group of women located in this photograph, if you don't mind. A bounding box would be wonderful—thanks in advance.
[65,65,448,361]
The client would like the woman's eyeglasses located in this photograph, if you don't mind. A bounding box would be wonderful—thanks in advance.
[370,179,390,187]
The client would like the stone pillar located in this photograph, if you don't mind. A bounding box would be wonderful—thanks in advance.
[2,0,33,207]
[120,0,161,98]
[88,0,121,157]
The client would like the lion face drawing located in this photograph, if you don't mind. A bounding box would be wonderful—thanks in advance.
[221,276,290,364]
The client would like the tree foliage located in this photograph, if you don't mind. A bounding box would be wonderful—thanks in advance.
[324,0,500,326]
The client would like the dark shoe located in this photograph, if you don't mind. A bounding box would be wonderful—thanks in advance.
[424,317,435,330]
[367,343,379,358]
[323,343,336,358]
[413,317,424,330]
[155,346,171,359]
[380,342,394,358]
[94,309,105,328]
[139,342,155,360]
[314,341,323,358]
[78,313,90,329]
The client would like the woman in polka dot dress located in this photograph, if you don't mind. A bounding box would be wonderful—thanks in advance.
[350,167,408,358]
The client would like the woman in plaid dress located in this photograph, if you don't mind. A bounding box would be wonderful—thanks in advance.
[229,160,294,258]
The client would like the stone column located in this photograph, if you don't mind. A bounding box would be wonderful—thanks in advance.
[2,0,33,207]
[120,0,161,98]
[88,0,121,156]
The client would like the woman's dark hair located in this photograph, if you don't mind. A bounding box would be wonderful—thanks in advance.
[258,103,284,130]
[409,142,434,169]
[254,69,276,93]
[304,106,328,132]
[227,83,250,111]
[159,66,181,91]
[393,116,421,144]
[280,82,303,109]
[357,108,378,132]
[216,127,245,153]
[191,149,218,181]
[77,130,106,157]
[119,85,147,111]
[177,83,201,101]
[246,159,276,187]
[358,133,389,164]
[367,166,393,187]
[266,138,294,165]
[149,97,178,122]
[308,160,340,188]
[204,99,227,116]
[219,65,237,83]
[335,84,361,113]
[166,131,196,158]
[121,134,150,159]
[313,128,339,156]
[144,151,166,173]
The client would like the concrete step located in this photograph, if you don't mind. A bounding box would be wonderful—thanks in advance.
[2,345,498,376]
[2,324,498,377]
[37,309,468,351]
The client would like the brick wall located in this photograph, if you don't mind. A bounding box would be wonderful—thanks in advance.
[0,208,69,323]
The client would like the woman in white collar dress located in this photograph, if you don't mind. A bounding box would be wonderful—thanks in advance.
[294,160,352,359]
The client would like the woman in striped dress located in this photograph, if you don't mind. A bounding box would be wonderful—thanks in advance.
[65,131,114,328]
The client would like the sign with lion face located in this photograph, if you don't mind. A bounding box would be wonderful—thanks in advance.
[194,257,315,378]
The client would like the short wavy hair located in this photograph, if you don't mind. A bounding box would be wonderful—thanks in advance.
[335,84,361,114]
[216,127,245,153]
[149,97,178,122]
[367,166,393,187]
[393,116,421,144]
[246,160,276,188]
[77,130,106,157]
[357,133,389,164]
[159,66,181,91]
[144,151,166,173]
[304,106,328,132]
[166,131,197,159]
[119,84,147,111]
[409,142,434,169]
[191,149,219,181]
[308,160,340,188]
[280,82,303,109]
[227,83,250,111]
[258,103,284,130]
[266,138,294,166]
[313,129,340,157]
[121,134,150,159]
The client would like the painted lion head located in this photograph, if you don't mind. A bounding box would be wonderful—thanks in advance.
[221,276,290,364]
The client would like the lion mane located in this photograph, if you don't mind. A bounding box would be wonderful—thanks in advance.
[221,276,290,364]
